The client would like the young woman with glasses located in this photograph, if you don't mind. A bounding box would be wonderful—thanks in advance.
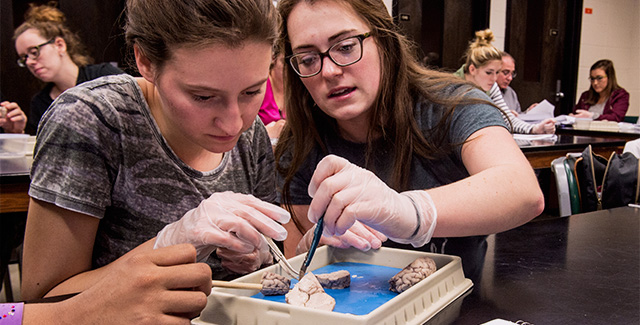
[21,0,290,320]
[571,59,629,122]
[275,0,544,283]
[13,2,123,134]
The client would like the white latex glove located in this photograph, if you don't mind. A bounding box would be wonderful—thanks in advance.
[295,221,387,255]
[531,118,556,134]
[154,191,290,262]
[217,237,272,274]
[308,155,437,247]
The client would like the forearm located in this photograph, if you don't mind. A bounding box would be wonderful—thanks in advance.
[45,239,157,297]
[428,164,544,237]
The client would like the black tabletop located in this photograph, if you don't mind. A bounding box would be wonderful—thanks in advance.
[557,125,640,140]
[516,134,627,152]
[431,207,640,325]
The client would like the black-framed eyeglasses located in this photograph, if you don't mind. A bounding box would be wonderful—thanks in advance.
[588,75,607,82]
[17,38,55,68]
[500,70,517,78]
[288,32,371,78]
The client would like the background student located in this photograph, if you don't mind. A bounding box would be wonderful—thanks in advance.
[571,59,629,122]
[455,29,555,134]
[275,0,544,282]
[259,46,287,144]
[13,2,123,134]
[21,0,288,305]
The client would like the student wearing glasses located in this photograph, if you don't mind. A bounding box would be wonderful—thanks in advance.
[13,2,123,134]
[571,59,629,122]
[274,0,544,283]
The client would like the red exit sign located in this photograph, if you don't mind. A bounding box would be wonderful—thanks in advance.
[585,8,593,14]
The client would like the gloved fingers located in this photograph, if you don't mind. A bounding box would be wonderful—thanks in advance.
[347,221,386,249]
[198,225,254,253]
[217,239,270,274]
[295,225,345,255]
[205,193,289,241]
[308,155,352,198]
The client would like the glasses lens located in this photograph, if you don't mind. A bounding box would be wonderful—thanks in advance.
[291,53,321,77]
[329,37,363,66]
[17,45,43,68]
[17,56,27,67]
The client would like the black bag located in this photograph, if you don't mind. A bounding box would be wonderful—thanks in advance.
[573,145,640,212]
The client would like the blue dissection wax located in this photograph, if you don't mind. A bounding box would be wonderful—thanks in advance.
[252,262,401,315]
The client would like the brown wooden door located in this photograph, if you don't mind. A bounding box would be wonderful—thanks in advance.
[505,0,583,114]
[393,0,490,71]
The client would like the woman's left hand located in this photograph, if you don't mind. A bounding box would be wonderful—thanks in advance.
[217,237,272,274]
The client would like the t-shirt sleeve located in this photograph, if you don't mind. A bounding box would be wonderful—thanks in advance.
[449,87,509,143]
[29,84,122,218]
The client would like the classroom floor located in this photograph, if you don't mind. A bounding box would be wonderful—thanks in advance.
[1,263,21,303]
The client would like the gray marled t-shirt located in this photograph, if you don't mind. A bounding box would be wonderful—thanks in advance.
[29,74,277,279]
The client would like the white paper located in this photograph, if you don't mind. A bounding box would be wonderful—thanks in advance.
[519,99,555,122]
[513,134,557,140]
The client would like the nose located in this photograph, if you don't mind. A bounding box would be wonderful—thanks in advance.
[320,56,343,78]
[214,101,244,136]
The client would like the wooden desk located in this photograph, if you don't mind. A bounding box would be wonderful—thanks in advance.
[0,157,32,214]
[518,134,627,169]
[435,207,640,324]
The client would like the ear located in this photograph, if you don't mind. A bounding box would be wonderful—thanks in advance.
[468,64,477,76]
[134,44,156,84]
[54,37,67,55]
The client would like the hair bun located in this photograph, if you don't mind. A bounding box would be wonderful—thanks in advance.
[25,1,66,24]
[472,29,495,47]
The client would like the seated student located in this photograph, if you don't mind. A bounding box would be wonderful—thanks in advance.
[1,244,212,324]
[274,0,544,283]
[454,29,555,134]
[13,2,123,134]
[21,0,289,306]
[0,98,27,134]
[497,52,522,114]
[571,59,629,122]
[259,46,287,144]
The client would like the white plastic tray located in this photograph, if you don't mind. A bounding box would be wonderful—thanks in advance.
[192,246,472,325]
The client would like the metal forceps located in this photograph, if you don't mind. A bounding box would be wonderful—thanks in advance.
[263,235,300,279]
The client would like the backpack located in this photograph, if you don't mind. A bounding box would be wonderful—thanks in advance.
[573,144,640,212]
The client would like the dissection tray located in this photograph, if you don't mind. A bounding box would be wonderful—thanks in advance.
[193,246,472,325]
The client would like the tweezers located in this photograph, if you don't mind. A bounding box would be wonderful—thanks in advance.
[263,235,300,279]
[298,215,324,280]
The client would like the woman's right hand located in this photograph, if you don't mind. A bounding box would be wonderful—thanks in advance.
[295,221,387,255]
[0,101,27,133]
[532,118,556,134]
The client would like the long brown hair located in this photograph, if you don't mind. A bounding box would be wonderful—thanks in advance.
[585,59,622,105]
[275,0,494,223]
[13,1,93,67]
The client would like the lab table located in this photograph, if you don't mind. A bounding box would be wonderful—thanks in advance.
[431,207,639,324]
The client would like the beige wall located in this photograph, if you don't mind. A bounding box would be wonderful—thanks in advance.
[490,0,640,117]
[578,0,640,117]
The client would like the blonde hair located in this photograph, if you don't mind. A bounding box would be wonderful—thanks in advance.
[13,1,93,67]
[463,29,501,73]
